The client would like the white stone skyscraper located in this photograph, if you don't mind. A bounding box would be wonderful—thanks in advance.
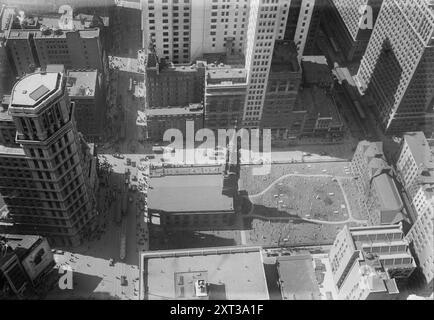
[355,0,434,135]
[242,0,290,128]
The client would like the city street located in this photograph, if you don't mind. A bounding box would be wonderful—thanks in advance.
[44,4,151,299]
[46,153,150,299]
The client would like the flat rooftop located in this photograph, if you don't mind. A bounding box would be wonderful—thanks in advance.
[0,144,25,156]
[301,56,333,85]
[7,27,100,40]
[333,67,356,86]
[11,72,59,107]
[276,255,322,300]
[148,174,234,213]
[8,11,107,32]
[0,234,41,251]
[206,68,246,81]
[0,233,42,260]
[140,246,269,300]
[298,87,342,126]
[372,173,403,213]
[403,132,434,171]
[66,70,98,97]
[0,7,15,32]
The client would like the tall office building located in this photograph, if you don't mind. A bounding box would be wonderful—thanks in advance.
[284,0,322,58]
[204,64,247,130]
[355,0,434,135]
[4,10,106,77]
[322,0,382,61]
[142,0,293,129]
[329,224,416,300]
[0,70,98,247]
[141,0,193,64]
[405,185,433,289]
[396,132,434,199]
[242,0,290,128]
[66,69,106,142]
[141,0,250,64]
[261,40,303,139]
[145,44,206,108]
[396,132,434,288]
[190,0,250,62]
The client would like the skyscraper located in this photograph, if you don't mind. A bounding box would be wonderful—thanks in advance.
[260,40,303,139]
[322,0,383,62]
[396,132,434,288]
[329,224,416,300]
[242,0,290,128]
[141,0,250,64]
[355,0,434,135]
[284,0,322,59]
[190,0,250,62]
[141,0,193,64]
[0,70,98,247]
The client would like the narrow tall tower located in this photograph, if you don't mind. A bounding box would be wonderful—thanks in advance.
[3,70,97,246]
[242,0,290,128]
[355,0,434,135]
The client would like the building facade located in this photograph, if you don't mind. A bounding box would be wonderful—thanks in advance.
[329,224,416,300]
[145,104,204,141]
[350,141,408,226]
[396,132,434,199]
[405,185,433,288]
[66,69,105,141]
[261,40,303,140]
[322,0,383,61]
[396,132,434,287]
[141,0,250,64]
[350,141,388,195]
[145,45,206,109]
[204,64,247,130]
[4,10,106,77]
[0,234,54,299]
[242,0,290,128]
[284,0,322,59]
[141,0,193,64]
[0,70,98,247]
[190,0,250,62]
[355,0,434,135]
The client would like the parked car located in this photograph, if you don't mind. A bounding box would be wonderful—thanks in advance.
[126,158,132,166]
[109,258,114,266]
[120,276,128,286]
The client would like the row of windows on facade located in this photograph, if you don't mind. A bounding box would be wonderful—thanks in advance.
[148,21,189,29]
[13,208,90,233]
[4,170,83,201]
[13,199,89,225]
[7,188,86,213]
